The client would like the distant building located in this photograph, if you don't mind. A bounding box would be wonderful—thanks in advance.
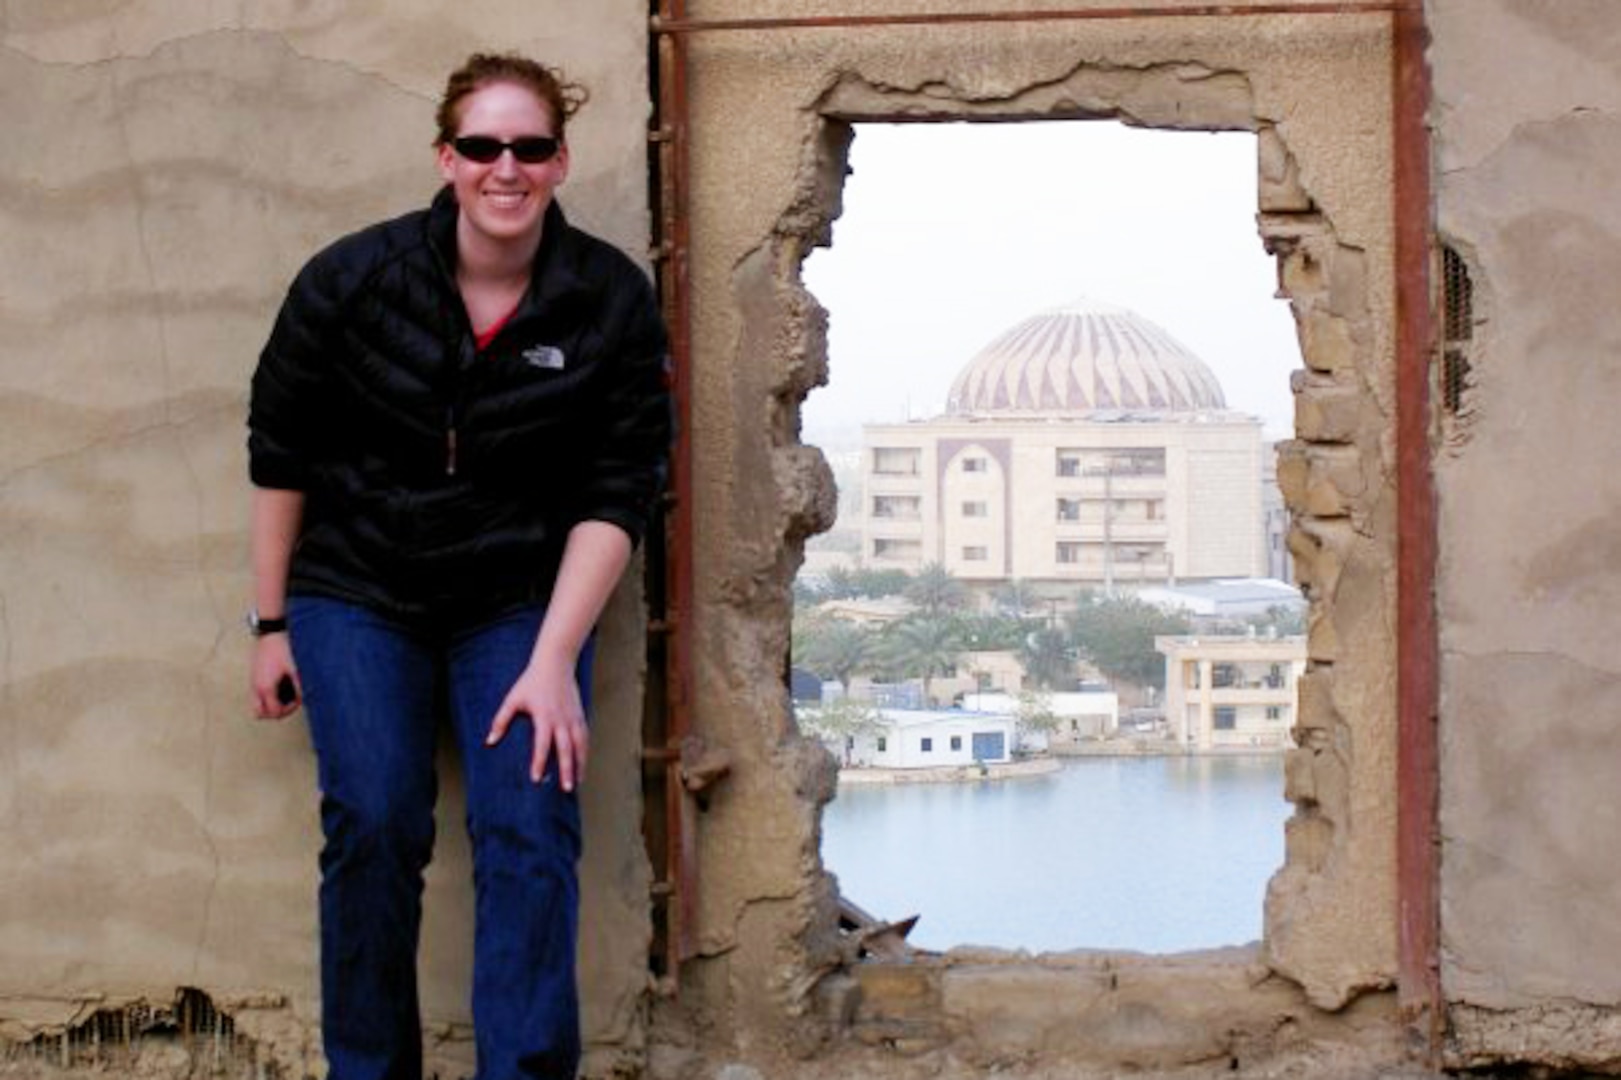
[789,667,823,704]
[836,709,1016,769]
[1136,578,1305,622]
[860,298,1269,587]
[809,595,913,626]
[1155,634,1307,751]
[961,689,1121,749]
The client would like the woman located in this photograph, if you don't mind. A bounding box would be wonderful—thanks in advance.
[247,53,670,1080]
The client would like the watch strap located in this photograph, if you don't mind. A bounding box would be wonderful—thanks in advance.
[248,610,289,636]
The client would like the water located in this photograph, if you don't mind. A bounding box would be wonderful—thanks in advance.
[821,755,1289,954]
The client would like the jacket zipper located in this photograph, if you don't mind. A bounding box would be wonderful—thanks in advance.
[429,238,472,480]
[445,407,458,476]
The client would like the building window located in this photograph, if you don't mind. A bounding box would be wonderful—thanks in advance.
[1117,448,1167,476]
[1267,663,1286,689]
[1212,663,1238,689]
[877,736,887,752]
[961,500,988,517]
[1056,542,1083,564]
[962,545,988,561]
[960,456,987,473]
[921,737,934,752]
[872,538,922,560]
[950,735,963,751]
[872,494,921,519]
[1056,454,1082,478]
[872,447,920,476]
[1145,499,1162,521]
[1057,497,1082,522]
[1214,706,1237,731]
[1265,706,1283,721]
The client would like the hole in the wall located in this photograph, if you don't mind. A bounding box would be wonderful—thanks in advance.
[0,988,282,1077]
[791,118,1304,957]
[1440,242,1479,449]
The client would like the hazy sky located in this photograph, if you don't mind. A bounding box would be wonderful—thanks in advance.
[801,121,1300,443]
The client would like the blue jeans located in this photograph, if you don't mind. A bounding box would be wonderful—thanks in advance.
[288,596,592,1080]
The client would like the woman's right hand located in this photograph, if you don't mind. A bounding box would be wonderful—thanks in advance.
[251,633,302,720]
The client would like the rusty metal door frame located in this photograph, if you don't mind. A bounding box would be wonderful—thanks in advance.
[644,0,1439,1047]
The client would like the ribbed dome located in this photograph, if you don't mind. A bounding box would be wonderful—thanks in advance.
[945,298,1228,416]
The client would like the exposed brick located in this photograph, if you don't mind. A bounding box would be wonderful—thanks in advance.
[1295,381,1364,444]
[1300,309,1358,374]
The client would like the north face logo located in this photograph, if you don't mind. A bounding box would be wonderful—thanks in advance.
[523,345,566,371]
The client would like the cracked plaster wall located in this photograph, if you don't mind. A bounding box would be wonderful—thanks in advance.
[0,4,658,1075]
[678,1,1400,1068]
[1430,0,1621,1071]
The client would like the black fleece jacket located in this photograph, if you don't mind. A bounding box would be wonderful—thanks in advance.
[248,188,671,619]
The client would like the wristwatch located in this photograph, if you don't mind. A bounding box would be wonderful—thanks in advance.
[247,608,289,637]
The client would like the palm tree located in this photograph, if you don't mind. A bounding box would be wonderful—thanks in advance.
[881,616,967,705]
[793,615,874,688]
[992,578,1039,617]
[823,563,858,600]
[904,562,970,619]
[1019,624,1075,690]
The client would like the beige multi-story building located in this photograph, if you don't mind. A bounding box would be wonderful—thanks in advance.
[1155,634,1307,752]
[860,299,1269,587]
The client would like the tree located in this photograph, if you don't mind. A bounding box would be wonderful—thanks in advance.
[1069,594,1191,691]
[822,564,859,600]
[879,616,967,704]
[953,611,1030,653]
[1018,624,1076,690]
[792,613,874,688]
[1014,689,1063,751]
[1246,603,1306,637]
[792,574,824,607]
[795,695,884,765]
[850,567,911,598]
[992,578,1039,617]
[904,562,970,619]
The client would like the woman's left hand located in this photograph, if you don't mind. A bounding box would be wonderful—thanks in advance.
[487,657,590,790]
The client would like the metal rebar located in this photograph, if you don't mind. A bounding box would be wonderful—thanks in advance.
[1391,0,1441,1061]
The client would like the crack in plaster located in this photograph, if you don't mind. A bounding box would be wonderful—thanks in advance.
[3,29,428,126]
[86,65,227,974]
[0,404,235,487]
[1441,106,1621,180]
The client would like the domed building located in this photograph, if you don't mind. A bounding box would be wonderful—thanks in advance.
[860,298,1271,588]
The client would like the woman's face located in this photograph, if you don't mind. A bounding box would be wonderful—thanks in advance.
[437,80,569,250]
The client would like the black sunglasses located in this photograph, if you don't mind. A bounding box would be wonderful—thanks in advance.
[451,135,562,164]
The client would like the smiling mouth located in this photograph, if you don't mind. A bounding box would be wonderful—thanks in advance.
[484,190,529,209]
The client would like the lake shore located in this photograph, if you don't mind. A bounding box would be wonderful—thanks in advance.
[836,757,1061,785]
[836,742,1289,785]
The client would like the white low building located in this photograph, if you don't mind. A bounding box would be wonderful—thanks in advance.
[961,689,1121,748]
[845,709,1015,769]
[1136,578,1304,621]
